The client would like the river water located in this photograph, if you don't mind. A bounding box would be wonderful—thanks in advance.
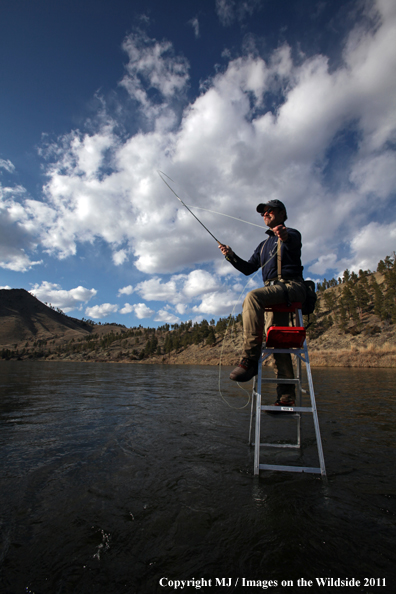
[0,361,395,594]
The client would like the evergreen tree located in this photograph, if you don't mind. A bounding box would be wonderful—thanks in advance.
[377,260,386,274]
[353,283,370,319]
[383,291,396,323]
[164,334,173,356]
[206,326,216,346]
[172,334,181,351]
[343,269,350,283]
[342,285,357,319]
[371,278,385,320]
[338,301,348,332]
[323,291,336,312]
[193,328,202,345]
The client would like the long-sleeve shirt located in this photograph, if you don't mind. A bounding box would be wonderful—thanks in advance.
[226,227,304,284]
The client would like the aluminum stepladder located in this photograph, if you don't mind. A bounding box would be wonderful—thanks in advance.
[248,301,326,477]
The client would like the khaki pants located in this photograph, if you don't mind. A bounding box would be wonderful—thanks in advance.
[242,279,306,397]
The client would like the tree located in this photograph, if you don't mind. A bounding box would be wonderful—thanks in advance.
[338,301,348,332]
[371,277,385,319]
[343,269,350,284]
[172,334,181,351]
[206,326,216,346]
[342,285,357,319]
[353,284,370,319]
[164,334,173,356]
[383,291,396,323]
[323,291,336,312]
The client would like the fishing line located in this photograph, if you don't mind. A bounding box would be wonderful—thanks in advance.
[185,205,266,230]
[157,170,222,244]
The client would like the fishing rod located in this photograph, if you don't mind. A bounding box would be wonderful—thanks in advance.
[157,170,222,244]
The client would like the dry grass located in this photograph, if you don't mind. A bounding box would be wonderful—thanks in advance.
[309,343,396,368]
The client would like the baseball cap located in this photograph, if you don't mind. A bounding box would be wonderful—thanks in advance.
[256,199,287,215]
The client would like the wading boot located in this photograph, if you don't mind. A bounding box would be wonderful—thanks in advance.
[230,358,258,382]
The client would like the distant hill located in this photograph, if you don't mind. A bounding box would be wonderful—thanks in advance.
[0,289,93,347]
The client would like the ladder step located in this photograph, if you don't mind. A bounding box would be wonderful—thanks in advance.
[259,442,300,449]
[256,378,300,384]
[261,405,313,413]
[259,464,322,474]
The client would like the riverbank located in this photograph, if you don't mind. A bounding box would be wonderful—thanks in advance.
[32,336,396,368]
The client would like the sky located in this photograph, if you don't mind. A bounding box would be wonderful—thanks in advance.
[1,0,396,327]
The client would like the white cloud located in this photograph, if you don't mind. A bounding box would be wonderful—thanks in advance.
[189,17,200,38]
[133,303,155,318]
[308,220,396,277]
[113,249,129,266]
[0,185,42,271]
[153,309,181,324]
[0,285,12,290]
[350,151,396,198]
[344,220,396,273]
[133,269,225,306]
[0,159,15,174]
[215,0,261,27]
[30,281,97,312]
[118,285,134,296]
[182,269,222,298]
[85,303,119,319]
[216,0,235,26]
[119,29,189,126]
[135,276,182,303]
[120,302,154,318]
[175,303,187,314]
[309,253,338,275]
[119,303,134,314]
[117,269,246,319]
[192,289,243,316]
[0,246,41,272]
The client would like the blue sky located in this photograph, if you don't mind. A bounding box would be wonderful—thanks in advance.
[1,0,395,327]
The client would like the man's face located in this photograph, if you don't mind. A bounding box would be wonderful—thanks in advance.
[262,207,285,229]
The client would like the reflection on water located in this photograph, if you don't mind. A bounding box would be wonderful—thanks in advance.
[0,362,395,594]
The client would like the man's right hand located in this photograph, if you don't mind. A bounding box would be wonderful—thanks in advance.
[218,244,233,257]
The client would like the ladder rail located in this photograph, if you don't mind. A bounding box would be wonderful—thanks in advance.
[297,307,326,476]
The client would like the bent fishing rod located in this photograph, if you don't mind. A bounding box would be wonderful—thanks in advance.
[157,170,223,245]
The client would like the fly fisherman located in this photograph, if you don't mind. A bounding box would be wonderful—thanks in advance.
[219,200,306,408]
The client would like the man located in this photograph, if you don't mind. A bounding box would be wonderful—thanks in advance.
[219,199,306,407]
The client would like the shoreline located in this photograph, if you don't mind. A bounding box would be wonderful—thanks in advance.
[3,346,395,368]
